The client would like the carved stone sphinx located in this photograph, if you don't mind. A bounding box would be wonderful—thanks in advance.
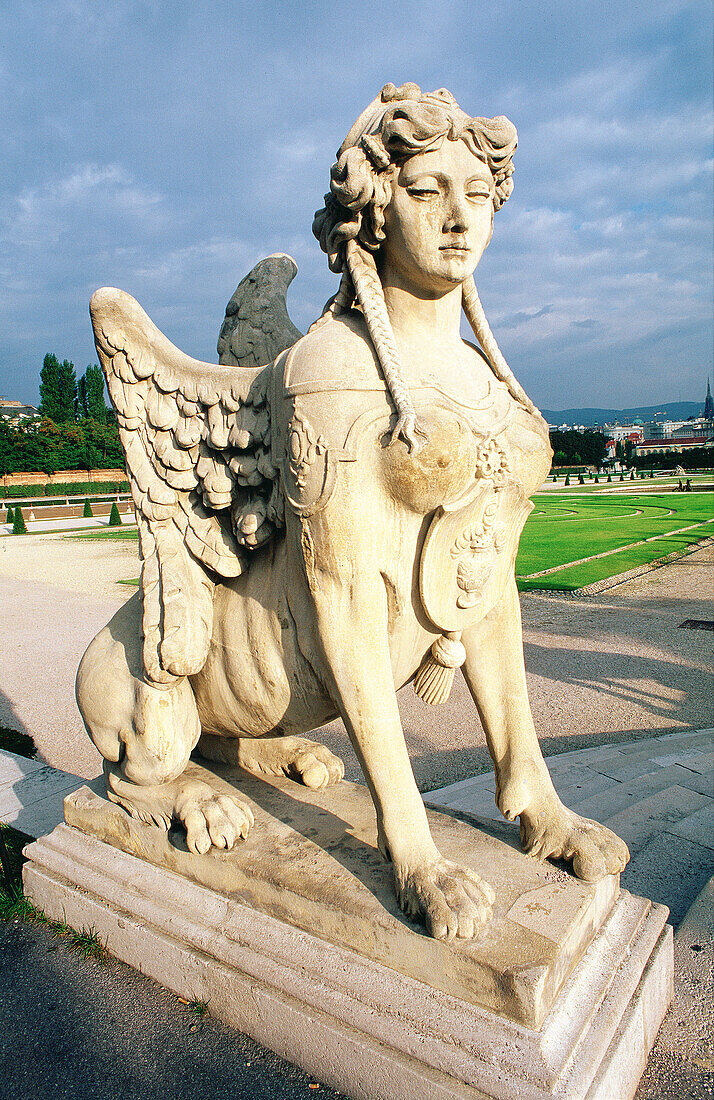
[77,82,629,943]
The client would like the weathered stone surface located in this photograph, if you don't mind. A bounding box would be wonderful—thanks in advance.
[75,83,630,951]
[64,768,618,1028]
[23,816,672,1100]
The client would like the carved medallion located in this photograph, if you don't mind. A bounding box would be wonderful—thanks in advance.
[283,408,336,517]
[287,412,327,490]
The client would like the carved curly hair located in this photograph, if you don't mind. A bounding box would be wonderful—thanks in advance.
[311,83,536,449]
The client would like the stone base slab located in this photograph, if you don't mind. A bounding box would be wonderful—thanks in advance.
[24,820,672,1100]
[60,768,619,1029]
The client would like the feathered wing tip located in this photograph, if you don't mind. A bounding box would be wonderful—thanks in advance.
[217,254,303,367]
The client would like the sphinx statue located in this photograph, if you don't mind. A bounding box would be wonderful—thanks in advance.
[77,83,629,943]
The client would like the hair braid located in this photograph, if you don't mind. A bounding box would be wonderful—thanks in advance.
[462,276,538,416]
[307,267,355,333]
[345,238,426,451]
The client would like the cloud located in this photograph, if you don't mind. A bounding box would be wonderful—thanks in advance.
[0,0,711,409]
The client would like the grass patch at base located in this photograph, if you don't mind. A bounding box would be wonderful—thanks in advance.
[0,823,109,959]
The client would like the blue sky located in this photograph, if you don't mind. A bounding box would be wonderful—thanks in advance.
[1,0,712,411]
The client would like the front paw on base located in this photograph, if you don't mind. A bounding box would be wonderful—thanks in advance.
[394,857,495,942]
[519,798,630,881]
[174,780,254,855]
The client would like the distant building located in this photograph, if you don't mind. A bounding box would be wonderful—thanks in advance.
[0,396,39,422]
[630,380,713,459]
[704,378,714,420]
[633,436,713,458]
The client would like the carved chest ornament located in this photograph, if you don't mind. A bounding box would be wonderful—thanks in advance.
[452,496,508,610]
[414,434,531,704]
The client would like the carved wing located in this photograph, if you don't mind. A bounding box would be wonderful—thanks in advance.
[90,287,284,686]
[217,253,303,367]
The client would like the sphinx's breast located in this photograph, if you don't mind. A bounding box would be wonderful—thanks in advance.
[379,409,479,514]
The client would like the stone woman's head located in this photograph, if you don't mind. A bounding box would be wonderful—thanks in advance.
[310,84,532,450]
[313,82,517,275]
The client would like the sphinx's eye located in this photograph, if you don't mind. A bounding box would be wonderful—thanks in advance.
[407,187,439,200]
[466,184,492,204]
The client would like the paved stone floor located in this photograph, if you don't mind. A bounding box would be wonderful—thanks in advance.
[1,725,712,1099]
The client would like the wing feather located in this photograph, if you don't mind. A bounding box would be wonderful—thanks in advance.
[90,286,283,685]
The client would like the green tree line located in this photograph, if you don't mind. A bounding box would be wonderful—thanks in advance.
[550,429,608,469]
[0,355,124,475]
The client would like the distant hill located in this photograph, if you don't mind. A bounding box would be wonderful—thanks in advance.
[541,401,703,427]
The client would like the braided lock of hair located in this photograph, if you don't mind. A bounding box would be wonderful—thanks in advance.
[461,276,537,416]
[345,238,427,451]
[307,267,355,334]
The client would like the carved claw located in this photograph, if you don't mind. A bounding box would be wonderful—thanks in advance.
[388,413,428,453]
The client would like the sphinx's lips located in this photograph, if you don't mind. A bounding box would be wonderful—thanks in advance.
[439,244,470,253]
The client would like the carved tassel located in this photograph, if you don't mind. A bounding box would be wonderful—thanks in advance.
[413,632,467,705]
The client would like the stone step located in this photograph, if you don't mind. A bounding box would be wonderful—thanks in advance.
[602,784,713,854]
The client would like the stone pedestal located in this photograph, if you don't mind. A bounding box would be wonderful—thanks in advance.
[23,766,672,1100]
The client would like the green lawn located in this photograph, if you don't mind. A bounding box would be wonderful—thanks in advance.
[516,492,714,591]
[66,528,139,541]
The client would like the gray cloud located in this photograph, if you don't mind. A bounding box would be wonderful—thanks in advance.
[0,0,711,411]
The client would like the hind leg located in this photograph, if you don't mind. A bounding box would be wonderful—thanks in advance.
[76,593,253,853]
[461,578,629,880]
[198,733,344,789]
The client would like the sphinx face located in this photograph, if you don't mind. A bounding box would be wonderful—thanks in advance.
[381,139,495,296]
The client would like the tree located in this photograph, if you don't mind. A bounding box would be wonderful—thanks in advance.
[5,507,13,524]
[77,365,108,422]
[108,502,122,526]
[39,354,77,423]
[12,506,27,534]
[83,499,93,518]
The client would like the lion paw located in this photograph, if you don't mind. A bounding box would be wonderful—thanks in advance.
[174,780,254,855]
[520,798,629,881]
[287,741,345,789]
[233,735,344,790]
[394,857,494,941]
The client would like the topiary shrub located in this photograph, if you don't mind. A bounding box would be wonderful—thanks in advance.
[607,474,612,482]
[578,474,584,484]
[12,506,27,534]
[83,499,93,518]
[564,475,570,486]
[594,475,599,483]
[108,502,122,526]
[5,507,13,524]
[630,471,635,480]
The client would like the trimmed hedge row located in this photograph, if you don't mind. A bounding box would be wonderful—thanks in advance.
[1,480,129,500]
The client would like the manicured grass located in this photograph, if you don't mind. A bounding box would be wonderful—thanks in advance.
[66,528,139,541]
[516,492,713,590]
